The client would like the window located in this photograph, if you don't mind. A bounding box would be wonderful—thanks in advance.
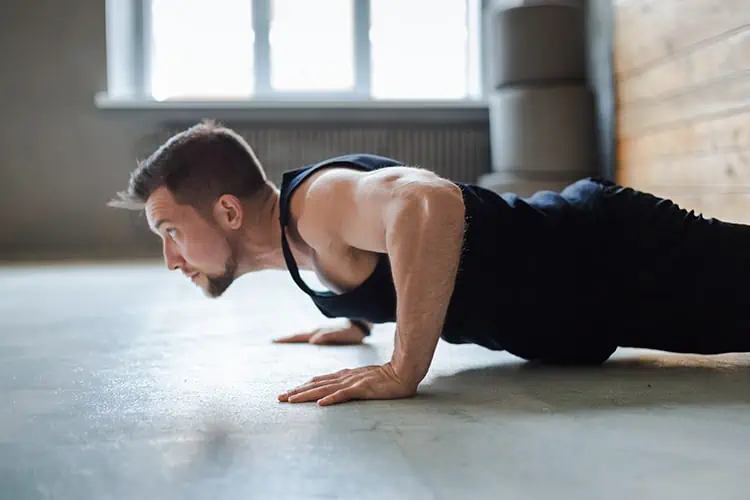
[269,0,355,92]
[370,0,470,99]
[141,0,481,101]
[149,0,255,100]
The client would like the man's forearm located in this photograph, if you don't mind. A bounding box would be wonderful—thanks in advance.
[385,184,466,387]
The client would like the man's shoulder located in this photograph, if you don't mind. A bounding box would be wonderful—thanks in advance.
[300,168,360,216]
[292,164,405,247]
[291,168,356,244]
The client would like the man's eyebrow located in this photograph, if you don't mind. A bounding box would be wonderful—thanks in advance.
[154,219,170,230]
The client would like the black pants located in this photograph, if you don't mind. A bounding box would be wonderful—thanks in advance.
[518,178,750,365]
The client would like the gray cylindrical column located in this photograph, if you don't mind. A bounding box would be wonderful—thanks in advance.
[488,4,585,88]
[488,84,596,175]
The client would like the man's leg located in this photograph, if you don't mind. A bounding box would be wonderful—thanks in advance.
[591,180,750,355]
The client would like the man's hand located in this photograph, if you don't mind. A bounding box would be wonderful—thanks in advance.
[272,323,366,345]
[277,362,417,406]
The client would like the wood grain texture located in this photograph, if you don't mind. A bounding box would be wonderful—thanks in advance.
[615,171,750,223]
[619,25,750,104]
[615,0,750,76]
[615,0,750,223]
[618,73,750,137]
[621,148,750,188]
[621,108,750,162]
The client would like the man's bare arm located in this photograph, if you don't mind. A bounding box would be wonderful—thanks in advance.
[378,175,465,385]
[280,167,465,404]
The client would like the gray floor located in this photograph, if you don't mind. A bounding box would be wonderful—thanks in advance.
[2,262,750,500]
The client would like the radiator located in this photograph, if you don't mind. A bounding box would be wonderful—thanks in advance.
[141,123,492,185]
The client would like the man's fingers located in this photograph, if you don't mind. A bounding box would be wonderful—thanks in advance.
[317,383,367,406]
[272,332,314,343]
[308,368,351,383]
[309,332,333,344]
[276,326,364,346]
[283,380,332,398]
[310,329,364,345]
[278,367,377,403]
[287,383,345,403]
[278,373,351,401]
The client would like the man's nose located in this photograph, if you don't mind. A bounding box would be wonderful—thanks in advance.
[163,241,185,271]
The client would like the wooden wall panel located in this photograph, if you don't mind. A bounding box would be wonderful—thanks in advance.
[615,0,750,76]
[614,0,750,223]
[621,109,750,162]
[619,75,750,136]
[623,149,750,188]
[618,26,750,104]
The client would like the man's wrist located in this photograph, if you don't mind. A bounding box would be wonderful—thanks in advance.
[349,319,371,337]
[390,351,428,389]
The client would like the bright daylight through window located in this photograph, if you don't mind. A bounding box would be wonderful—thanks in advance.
[150,0,256,101]
[270,0,355,92]
[148,0,479,101]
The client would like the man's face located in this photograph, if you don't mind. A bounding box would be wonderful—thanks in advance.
[145,186,239,298]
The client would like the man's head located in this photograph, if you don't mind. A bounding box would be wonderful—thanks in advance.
[109,120,275,297]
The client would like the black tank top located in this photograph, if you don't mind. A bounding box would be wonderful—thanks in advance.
[278,154,607,353]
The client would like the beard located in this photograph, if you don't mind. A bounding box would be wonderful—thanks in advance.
[203,238,240,298]
[205,258,237,298]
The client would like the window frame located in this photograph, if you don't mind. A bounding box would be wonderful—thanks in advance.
[107,0,484,104]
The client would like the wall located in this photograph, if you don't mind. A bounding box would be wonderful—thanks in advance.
[615,0,750,223]
[0,0,490,261]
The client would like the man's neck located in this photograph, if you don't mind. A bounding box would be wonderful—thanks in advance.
[236,189,314,274]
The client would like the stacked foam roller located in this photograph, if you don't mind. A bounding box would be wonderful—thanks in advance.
[479,3,596,196]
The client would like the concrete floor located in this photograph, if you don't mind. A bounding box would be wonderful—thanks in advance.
[2,262,750,500]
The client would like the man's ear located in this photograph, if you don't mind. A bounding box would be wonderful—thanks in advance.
[214,194,244,230]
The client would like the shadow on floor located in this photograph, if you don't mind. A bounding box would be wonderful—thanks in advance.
[421,353,750,413]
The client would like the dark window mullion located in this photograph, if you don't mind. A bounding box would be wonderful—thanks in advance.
[134,0,151,98]
[354,0,371,98]
[253,0,271,97]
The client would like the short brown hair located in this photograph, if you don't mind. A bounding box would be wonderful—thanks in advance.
[109,120,269,211]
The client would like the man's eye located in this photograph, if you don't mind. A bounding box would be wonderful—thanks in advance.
[166,228,177,239]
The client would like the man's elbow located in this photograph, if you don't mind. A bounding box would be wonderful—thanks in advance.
[412,181,464,218]
[427,181,464,215]
[392,180,465,229]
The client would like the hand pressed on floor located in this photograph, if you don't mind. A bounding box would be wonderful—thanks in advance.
[278,362,418,406]
[272,324,366,345]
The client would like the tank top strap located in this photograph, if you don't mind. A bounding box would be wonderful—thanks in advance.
[278,166,320,296]
[279,220,318,295]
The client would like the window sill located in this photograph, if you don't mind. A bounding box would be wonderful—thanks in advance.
[94,93,490,123]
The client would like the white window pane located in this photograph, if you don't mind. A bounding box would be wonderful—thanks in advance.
[269,0,354,91]
[150,0,254,100]
[370,0,469,99]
